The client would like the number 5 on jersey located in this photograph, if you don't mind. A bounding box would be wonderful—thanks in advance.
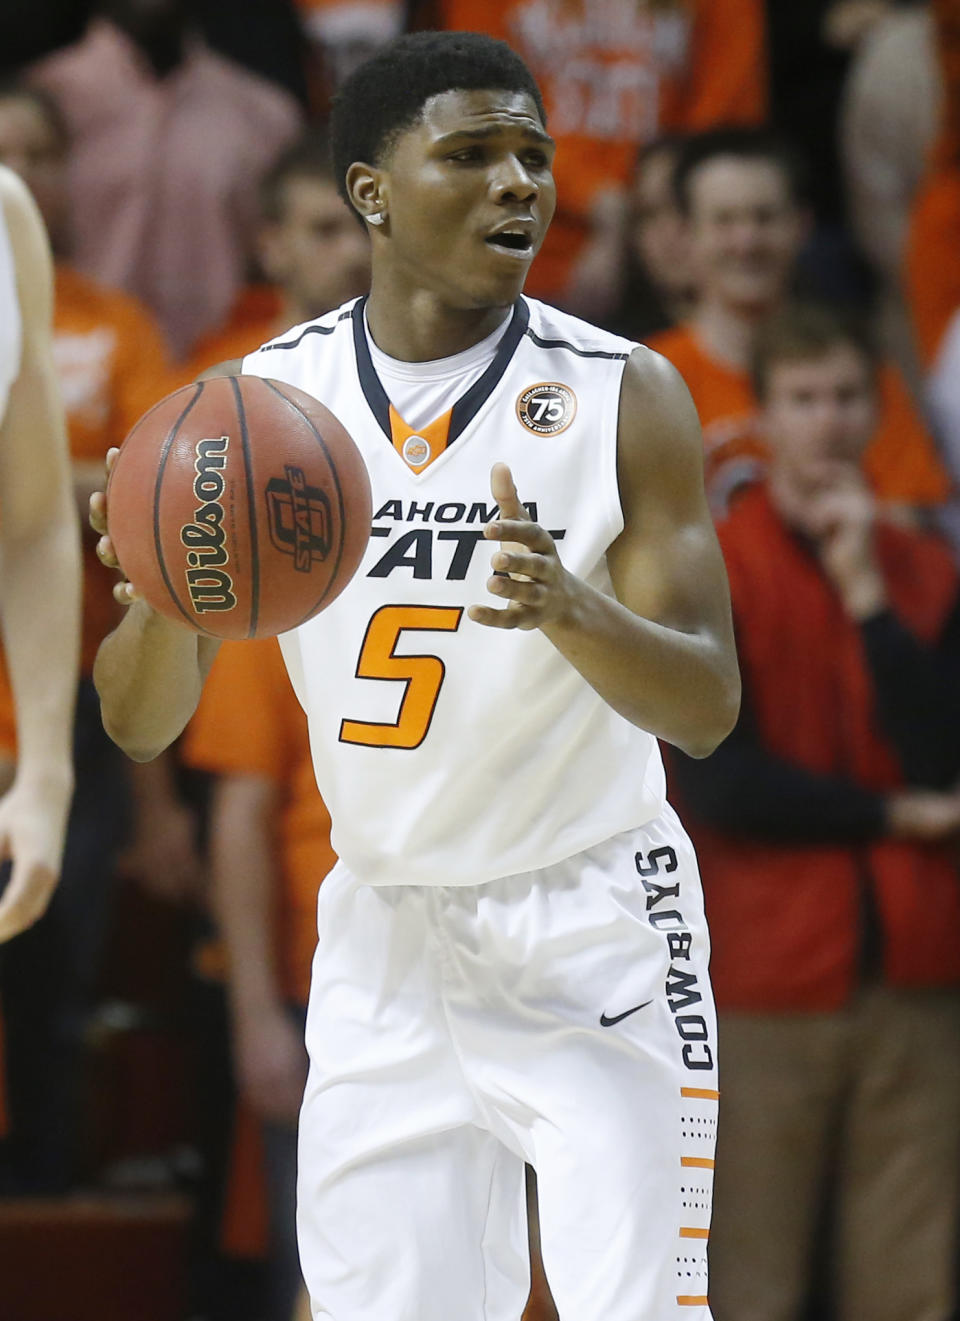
[339,604,463,750]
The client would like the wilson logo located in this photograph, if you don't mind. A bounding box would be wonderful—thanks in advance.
[180,435,237,614]
[266,465,333,572]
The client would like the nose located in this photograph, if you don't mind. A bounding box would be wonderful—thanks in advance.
[491,155,539,206]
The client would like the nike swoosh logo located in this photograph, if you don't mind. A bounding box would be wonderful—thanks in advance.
[599,1000,653,1027]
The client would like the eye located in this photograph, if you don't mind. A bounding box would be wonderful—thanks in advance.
[448,146,484,163]
[523,150,549,169]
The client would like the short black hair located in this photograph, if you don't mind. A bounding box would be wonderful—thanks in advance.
[260,127,337,223]
[330,30,546,213]
[0,79,70,153]
[673,126,807,216]
[751,300,879,402]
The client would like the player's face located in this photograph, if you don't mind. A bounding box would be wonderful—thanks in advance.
[629,146,691,300]
[376,89,556,308]
[762,345,878,493]
[259,177,371,318]
[0,99,68,245]
[686,158,803,313]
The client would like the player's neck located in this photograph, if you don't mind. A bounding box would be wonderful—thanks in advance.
[366,280,513,363]
[691,297,774,372]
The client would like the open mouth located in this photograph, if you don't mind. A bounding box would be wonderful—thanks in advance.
[485,231,534,255]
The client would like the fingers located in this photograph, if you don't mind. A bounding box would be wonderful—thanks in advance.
[484,519,552,549]
[467,601,539,630]
[113,580,140,606]
[89,449,119,536]
[489,463,528,521]
[89,490,107,537]
[0,860,57,943]
[490,549,549,579]
[96,532,118,568]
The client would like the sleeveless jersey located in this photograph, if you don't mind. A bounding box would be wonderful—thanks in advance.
[0,199,22,430]
[242,296,666,887]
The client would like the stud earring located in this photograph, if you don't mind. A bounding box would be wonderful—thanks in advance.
[367,211,387,226]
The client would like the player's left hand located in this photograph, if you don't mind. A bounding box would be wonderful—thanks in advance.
[468,464,576,631]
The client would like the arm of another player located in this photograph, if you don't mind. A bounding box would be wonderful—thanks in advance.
[469,349,740,758]
[91,359,243,762]
[0,168,81,939]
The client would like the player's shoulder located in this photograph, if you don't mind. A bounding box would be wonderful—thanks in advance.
[522,297,637,361]
[244,298,360,369]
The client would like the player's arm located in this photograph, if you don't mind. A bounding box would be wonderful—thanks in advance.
[210,773,306,1124]
[91,358,243,761]
[469,350,740,758]
[0,168,82,939]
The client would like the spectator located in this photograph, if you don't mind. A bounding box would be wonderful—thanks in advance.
[670,301,960,1321]
[0,78,200,1193]
[415,0,767,320]
[840,2,939,390]
[767,0,897,303]
[183,638,336,1321]
[608,135,696,342]
[905,0,960,369]
[182,130,370,380]
[295,0,402,90]
[193,0,309,104]
[648,128,950,516]
[29,0,302,359]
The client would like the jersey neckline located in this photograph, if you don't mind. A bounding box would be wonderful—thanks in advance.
[351,296,530,449]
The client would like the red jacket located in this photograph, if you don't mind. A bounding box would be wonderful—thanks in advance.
[691,486,960,1011]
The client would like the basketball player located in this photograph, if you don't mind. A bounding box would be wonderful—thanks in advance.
[0,165,80,943]
[92,32,740,1320]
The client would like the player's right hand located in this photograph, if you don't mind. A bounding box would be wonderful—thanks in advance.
[0,769,72,941]
[90,448,141,607]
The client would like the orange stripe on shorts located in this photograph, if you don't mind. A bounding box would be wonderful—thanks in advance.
[681,1156,715,1169]
[677,1296,709,1306]
[680,1087,719,1100]
[680,1227,710,1239]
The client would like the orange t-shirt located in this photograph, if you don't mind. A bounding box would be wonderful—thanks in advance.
[434,0,768,301]
[183,637,335,1006]
[906,167,960,368]
[178,285,285,385]
[649,324,952,514]
[54,264,171,672]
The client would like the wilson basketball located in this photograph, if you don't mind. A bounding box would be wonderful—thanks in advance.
[107,375,372,639]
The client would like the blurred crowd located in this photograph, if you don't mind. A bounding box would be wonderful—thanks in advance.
[1,2,960,1320]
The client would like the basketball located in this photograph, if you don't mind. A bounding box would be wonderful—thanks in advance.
[106,376,372,640]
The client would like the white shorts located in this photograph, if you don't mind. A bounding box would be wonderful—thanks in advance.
[297,804,717,1320]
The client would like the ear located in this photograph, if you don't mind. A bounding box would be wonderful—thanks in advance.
[346,162,387,224]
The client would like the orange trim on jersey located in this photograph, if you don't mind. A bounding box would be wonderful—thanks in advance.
[677,1297,710,1306]
[680,1228,710,1240]
[681,1156,715,1169]
[681,1087,719,1100]
[389,404,452,474]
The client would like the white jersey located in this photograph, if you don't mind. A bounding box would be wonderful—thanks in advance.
[0,200,21,429]
[243,296,666,886]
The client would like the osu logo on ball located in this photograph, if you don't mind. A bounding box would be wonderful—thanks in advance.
[516,382,577,436]
[266,464,334,572]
